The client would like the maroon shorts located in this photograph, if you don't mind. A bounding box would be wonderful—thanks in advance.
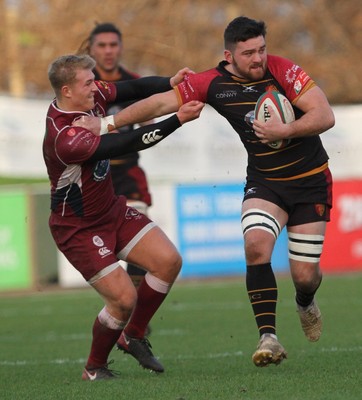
[243,168,333,226]
[49,196,155,282]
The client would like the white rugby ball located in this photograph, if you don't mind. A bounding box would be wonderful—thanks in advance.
[254,90,295,149]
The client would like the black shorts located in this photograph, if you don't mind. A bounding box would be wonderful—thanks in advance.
[243,168,333,226]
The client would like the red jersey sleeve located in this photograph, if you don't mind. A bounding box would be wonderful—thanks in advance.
[267,55,316,104]
[174,70,220,105]
[95,80,117,103]
[55,126,101,164]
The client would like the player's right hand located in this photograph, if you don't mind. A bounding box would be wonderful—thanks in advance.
[72,116,101,135]
[176,100,204,124]
[170,67,195,87]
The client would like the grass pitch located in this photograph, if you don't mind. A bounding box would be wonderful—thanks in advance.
[0,273,361,400]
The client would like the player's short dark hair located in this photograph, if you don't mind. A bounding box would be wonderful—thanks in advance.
[89,22,122,44]
[77,22,123,55]
[48,54,96,97]
[224,16,266,50]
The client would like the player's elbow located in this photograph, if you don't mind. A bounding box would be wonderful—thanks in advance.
[328,111,335,129]
[325,108,335,130]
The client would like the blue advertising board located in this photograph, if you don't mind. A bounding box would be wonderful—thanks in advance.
[176,183,289,278]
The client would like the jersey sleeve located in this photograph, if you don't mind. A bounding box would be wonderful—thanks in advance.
[95,80,117,103]
[55,126,101,164]
[267,55,316,104]
[174,72,214,105]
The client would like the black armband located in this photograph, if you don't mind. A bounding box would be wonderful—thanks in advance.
[114,76,171,103]
[88,114,181,162]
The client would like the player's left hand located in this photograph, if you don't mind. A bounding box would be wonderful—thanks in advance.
[72,115,101,135]
[176,100,205,124]
[170,67,195,87]
[253,106,289,144]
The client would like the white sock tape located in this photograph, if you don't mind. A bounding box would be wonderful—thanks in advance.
[145,273,171,294]
[98,306,126,330]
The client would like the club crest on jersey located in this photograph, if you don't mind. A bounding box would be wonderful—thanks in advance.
[93,159,110,181]
[125,207,141,220]
[315,204,325,216]
[93,236,104,247]
[96,80,111,94]
[67,128,77,137]
[94,103,106,117]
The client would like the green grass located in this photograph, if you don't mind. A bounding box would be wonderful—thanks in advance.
[1,274,361,400]
[0,176,48,185]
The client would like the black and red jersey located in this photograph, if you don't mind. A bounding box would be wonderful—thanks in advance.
[174,55,329,181]
[43,81,118,218]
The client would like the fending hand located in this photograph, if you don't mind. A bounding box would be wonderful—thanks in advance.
[176,100,205,124]
[72,116,102,135]
[170,67,195,87]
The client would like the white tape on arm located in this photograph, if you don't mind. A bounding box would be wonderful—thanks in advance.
[100,115,115,135]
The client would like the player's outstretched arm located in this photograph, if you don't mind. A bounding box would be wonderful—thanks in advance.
[113,67,193,103]
[88,100,204,161]
[73,90,180,135]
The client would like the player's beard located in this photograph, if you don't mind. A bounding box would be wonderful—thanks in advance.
[232,59,266,81]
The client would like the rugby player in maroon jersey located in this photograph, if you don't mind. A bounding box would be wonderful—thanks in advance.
[43,53,203,380]
[75,16,335,368]
[80,22,158,337]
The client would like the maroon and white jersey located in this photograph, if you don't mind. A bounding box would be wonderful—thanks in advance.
[174,55,329,181]
[43,81,118,218]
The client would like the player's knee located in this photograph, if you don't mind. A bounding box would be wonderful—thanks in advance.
[114,285,138,313]
[157,249,182,280]
[293,267,322,289]
[168,250,182,276]
[244,238,265,262]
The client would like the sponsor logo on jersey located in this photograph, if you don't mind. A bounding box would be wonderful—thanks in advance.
[178,75,195,101]
[216,90,238,98]
[294,80,302,95]
[296,70,310,85]
[98,247,111,257]
[67,128,77,137]
[96,80,112,94]
[285,64,299,83]
[93,236,104,247]
[142,129,163,144]
[244,187,257,196]
[242,86,258,93]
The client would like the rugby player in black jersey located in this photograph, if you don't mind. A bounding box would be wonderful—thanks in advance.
[75,16,335,368]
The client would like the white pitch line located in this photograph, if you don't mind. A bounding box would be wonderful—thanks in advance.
[1,346,361,367]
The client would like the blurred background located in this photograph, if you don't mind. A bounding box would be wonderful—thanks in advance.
[0,0,361,291]
[0,0,361,102]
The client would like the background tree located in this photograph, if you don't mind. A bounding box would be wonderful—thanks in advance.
[0,0,360,103]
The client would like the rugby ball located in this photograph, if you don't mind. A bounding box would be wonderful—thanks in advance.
[254,90,295,149]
